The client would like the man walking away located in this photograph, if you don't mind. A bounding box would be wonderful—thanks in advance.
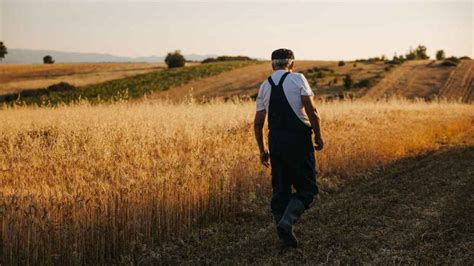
[254,48,324,248]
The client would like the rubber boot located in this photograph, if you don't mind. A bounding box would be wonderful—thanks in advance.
[272,212,286,244]
[277,198,305,248]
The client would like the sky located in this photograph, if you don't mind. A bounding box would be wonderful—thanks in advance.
[1,0,472,60]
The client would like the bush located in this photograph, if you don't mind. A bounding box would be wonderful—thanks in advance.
[406,45,429,60]
[48,82,76,92]
[43,55,55,64]
[441,57,460,67]
[415,45,429,59]
[201,58,217,64]
[460,56,471,60]
[355,57,383,64]
[202,56,254,64]
[165,50,186,68]
[0,41,7,61]
[343,74,353,90]
[385,55,405,65]
[0,82,77,102]
[338,61,345,67]
[436,50,445,60]
[355,78,377,88]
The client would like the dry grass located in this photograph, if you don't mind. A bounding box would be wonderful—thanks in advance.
[0,63,164,94]
[439,60,474,102]
[0,99,472,264]
[364,60,460,100]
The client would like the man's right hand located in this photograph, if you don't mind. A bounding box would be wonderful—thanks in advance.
[314,135,324,151]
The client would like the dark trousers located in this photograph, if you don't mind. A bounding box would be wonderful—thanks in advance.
[269,131,318,215]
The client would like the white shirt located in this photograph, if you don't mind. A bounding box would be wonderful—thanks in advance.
[256,70,314,126]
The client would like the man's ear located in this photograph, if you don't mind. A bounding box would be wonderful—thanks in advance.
[289,61,295,71]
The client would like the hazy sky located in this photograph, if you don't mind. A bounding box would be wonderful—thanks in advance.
[1,0,472,60]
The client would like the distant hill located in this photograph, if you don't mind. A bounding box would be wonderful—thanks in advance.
[364,60,473,102]
[0,49,217,64]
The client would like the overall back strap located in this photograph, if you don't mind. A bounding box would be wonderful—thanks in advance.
[278,72,291,87]
[268,76,276,87]
[268,72,291,88]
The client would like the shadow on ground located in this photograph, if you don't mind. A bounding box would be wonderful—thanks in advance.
[138,144,474,264]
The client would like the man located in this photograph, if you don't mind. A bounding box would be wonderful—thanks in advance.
[254,48,324,248]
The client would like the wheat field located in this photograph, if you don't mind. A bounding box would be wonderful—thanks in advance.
[0,99,473,264]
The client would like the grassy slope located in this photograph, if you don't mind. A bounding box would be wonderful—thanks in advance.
[156,59,469,102]
[439,60,474,102]
[2,60,471,105]
[138,140,474,264]
[0,63,164,95]
[0,61,257,105]
[364,60,473,102]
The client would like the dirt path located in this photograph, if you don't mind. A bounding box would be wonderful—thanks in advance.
[144,142,473,264]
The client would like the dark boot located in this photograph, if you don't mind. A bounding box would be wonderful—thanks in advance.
[277,198,305,248]
[272,212,286,244]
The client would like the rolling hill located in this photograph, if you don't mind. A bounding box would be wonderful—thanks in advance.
[1,59,472,105]
[364,60,473,102]
[154,60,388,100]
[156,59,473,103]
[439,60,473,102]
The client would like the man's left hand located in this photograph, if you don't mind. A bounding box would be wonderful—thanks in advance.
[259,151,270,168]
[314,136,324,151]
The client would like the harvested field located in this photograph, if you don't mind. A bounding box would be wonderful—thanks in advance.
[0,63,164,95]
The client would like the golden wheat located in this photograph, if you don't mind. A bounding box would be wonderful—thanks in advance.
[0,99,472,264]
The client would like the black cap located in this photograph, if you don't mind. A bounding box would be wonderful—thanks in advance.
[271,48,295,60]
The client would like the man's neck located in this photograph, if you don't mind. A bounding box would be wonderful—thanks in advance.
[274,68,290,72]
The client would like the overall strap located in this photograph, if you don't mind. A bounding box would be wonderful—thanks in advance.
[267,76,277,87]
[268,72,291,88]
[278,72,291,87]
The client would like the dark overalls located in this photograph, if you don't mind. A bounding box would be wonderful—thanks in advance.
[268,72,318,217]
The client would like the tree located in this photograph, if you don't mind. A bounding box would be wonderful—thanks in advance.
[405,46,416,60]
[165,50,186,68]
[43,55,55,64]
[405,45,429,60]
[436,50,445,60]
[415,45,429,59]
[343,74,353,90]
[338,61,345,67]
[0,42,7,61]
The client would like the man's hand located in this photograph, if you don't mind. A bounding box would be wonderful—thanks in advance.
[302,95,324,152]
[259,151,270,168]
[254,110,269,167]
[314,135,324,151]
